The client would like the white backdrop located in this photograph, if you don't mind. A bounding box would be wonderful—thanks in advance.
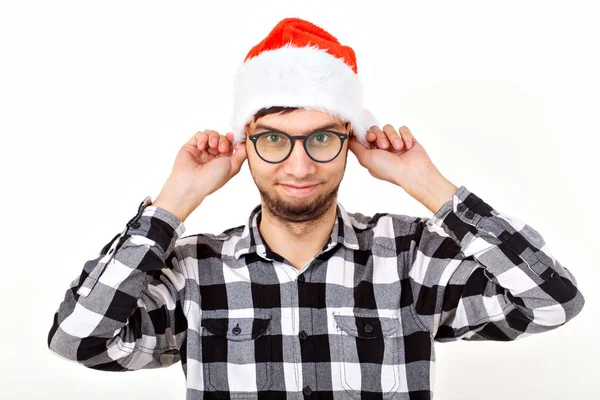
[1,1,598,399]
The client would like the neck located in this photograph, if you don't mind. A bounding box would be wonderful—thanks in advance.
[258,200,338,268]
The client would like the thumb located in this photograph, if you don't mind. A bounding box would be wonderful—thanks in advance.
[348,137,371,165]
[230,144,247,171]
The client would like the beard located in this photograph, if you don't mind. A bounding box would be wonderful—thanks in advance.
[257,179,340,224]
[248,147,348,225]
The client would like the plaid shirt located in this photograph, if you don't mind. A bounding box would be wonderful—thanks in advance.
[48,185,584,399]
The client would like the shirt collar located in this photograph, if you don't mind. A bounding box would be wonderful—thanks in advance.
[233,202,360,261]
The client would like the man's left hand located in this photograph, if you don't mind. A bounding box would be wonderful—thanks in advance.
[348,124,458,213]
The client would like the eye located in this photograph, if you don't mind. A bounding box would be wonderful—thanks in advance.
[266,133,283,142]
[310,132,331,143]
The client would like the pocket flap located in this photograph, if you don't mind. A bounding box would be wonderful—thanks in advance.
[334,314,400,338]
[201,316,271,341]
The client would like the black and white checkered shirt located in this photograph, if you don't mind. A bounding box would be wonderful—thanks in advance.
[48,185,584,399]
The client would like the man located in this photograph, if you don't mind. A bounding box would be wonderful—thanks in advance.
[48,18,584,399]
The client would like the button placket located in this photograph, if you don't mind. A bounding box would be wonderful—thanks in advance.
[126,214,141,229]
[126,198,148,229]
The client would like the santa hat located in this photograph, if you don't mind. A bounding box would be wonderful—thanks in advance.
[230,17,378,148]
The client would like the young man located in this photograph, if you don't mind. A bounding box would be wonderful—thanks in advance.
[47,18,584,399]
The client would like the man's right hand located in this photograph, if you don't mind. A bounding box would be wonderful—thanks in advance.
[152,130,247,222]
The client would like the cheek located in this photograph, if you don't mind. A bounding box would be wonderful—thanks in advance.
[321,165,345,183]
[249,159,280,182]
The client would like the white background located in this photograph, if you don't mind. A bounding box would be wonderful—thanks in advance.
[1,0,598,399]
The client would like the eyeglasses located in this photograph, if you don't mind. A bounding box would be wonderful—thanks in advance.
[248,124,349,164]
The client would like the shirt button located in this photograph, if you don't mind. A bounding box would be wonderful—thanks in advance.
[130,221,141,229]
[501,233,510,241]
[364,324,373,333]
[303,385,312,396]
[465,210,474,219]
[457,203,467,212]
[232,325,241,335]
[298,274,305,283]
[299,330,308,340]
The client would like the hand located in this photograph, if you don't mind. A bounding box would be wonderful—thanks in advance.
[153,130,247,221]
[348,125,449,202]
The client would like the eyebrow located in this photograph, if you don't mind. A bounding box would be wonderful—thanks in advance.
[254,121,345,134]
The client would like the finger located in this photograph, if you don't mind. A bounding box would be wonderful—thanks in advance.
[233,140,245,152]
[348,136,371,166]
[206,146,220,156]
[207,130,220,149]
[202,131,220,156]
[218,135,230,153]
[199,149,215,164]
[382,124,403,150]
[197,131,209,151]
[230,144,248,171]
[202,131,221,156]
[399,126,414,149]
[365,128,377,143]
[370,126,389,149]
[188,131,205,150]
[224,132,238,155]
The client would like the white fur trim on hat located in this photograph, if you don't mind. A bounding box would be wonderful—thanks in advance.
[230,44,378,148]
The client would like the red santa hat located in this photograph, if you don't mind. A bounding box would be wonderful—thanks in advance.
[230,17,378,148]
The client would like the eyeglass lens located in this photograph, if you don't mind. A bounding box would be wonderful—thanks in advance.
[255,131,342,162]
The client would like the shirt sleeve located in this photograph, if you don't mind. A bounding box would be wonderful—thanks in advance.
[406,185,585,341]
[47,196,189,370]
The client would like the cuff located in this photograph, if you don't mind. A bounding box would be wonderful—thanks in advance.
[125,196,186,256]
[76,196,186,297]
[429,185,550,278]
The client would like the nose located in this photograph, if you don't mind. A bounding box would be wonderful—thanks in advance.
[282,138,316,178]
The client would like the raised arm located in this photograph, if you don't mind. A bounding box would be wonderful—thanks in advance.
[47,196,188,370]
[48,128,247,370]
[405,186,585,341]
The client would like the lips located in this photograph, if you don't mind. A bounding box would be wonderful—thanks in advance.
[280,183,319,196]
[280,183,319,188]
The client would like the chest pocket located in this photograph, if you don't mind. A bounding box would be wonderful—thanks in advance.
[333,313,403,398]
[200,315,273,396]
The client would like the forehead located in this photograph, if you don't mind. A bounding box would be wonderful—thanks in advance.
[252,109,346,134]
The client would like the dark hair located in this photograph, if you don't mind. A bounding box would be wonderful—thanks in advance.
[249,106,353,136]
[251,106,300,123]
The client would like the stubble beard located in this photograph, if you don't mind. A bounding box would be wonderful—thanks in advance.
[257,180,340,225]
[249,149,348,226]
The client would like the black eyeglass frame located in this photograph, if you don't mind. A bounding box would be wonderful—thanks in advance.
[248,123,350,164]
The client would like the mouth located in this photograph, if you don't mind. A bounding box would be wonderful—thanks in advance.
[280,183,319,196]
